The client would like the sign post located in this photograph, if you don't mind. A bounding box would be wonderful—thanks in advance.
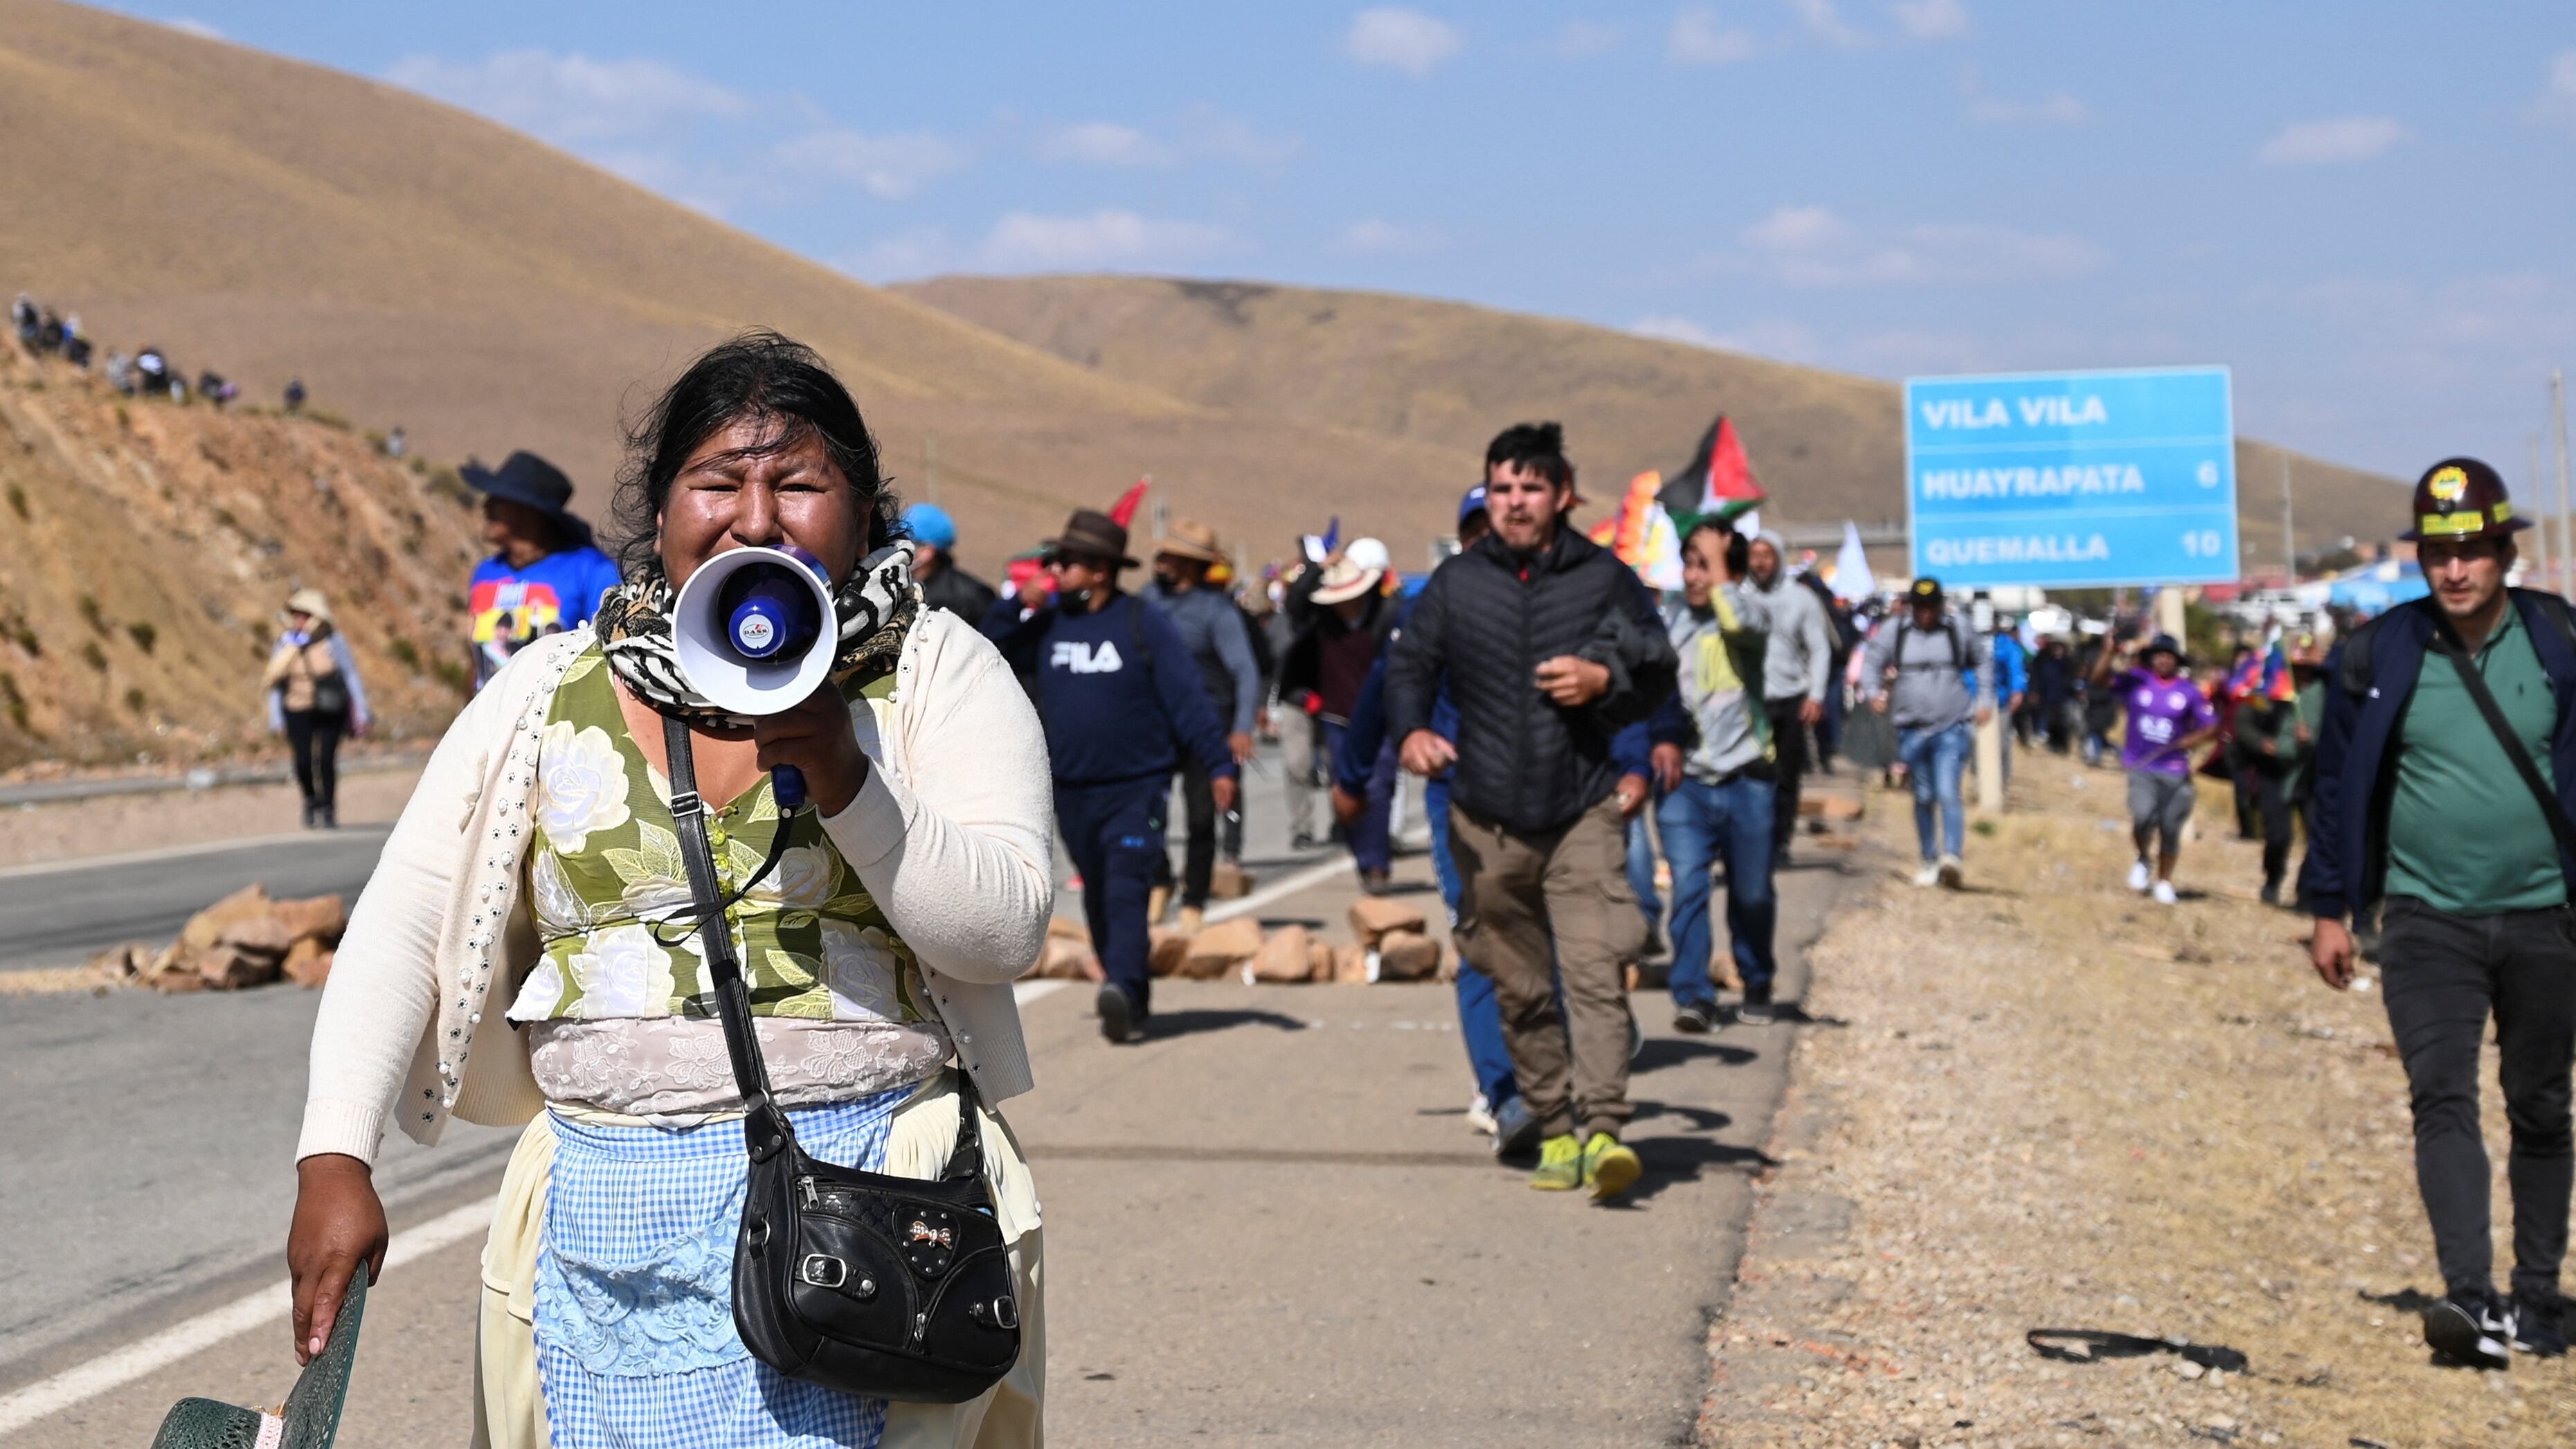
[1905,367,2238,591]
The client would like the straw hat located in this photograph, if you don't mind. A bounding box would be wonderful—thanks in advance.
[282,588,335,626]
[1311,558,1383,606]
[1153,518,1225,565]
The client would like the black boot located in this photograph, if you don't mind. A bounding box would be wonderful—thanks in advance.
[318,803,337,829]
[302,800,318,829]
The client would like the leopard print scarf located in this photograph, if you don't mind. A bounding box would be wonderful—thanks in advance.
[593,539,921,729]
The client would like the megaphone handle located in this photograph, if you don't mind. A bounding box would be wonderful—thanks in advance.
[773,766,808,813]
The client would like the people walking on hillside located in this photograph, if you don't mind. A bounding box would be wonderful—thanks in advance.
[1746,529,1830,865]
[2089,631,2219,905]
[262,588,370,829]
[1386,420,1677,1202]
[464,451,622,690]
[985,507,1237,1044]
[1862,577,1991,888]
[287,333,1054,1446]
[1650,519,1781,1030]
[2307,457,2576,1370]
[903,501,999,620]
[1142,519,1261,933]
[282,376,306,414]
[1281,537,1397,883]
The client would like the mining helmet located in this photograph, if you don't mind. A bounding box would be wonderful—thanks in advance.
[2401,456,2525,543]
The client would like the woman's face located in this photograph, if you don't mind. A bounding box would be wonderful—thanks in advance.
[658,417,867,588]
[287,610,313,633]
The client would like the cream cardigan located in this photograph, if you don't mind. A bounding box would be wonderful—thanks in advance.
[297,609,1055,1164]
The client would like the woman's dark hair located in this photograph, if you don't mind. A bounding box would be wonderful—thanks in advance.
[1484,420,1572,487]
[612,331,896,577]
[1681,516,1749,576]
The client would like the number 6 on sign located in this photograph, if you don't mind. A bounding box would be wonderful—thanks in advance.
[2181,530,2224,557]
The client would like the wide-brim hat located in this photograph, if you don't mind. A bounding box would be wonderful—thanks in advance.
[1153,518,1225,565]
[282,587,335,626]
[2399,456,2526,543]
[150,1274,366,1448]
[462,450,595,547]
[1043,508,1137,568]
[1312,559,1383,605]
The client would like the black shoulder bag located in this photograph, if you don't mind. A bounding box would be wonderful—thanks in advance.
[661,715,1021,1404]
[2426,612,2576,863]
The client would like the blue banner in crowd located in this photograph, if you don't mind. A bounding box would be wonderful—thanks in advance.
[1904,366,2238,589]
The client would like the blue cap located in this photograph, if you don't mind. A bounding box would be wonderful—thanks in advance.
[903,502,957,550]
[1457,484,1488,525]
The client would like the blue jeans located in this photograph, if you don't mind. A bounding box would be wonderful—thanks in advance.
[1354,739,1398,874]
[1657,774,1778,1009]
[1056,775,1169,1014]
[1625,813,1664,938]
[1897,721,1972,861]
[1426,777,1517,1108]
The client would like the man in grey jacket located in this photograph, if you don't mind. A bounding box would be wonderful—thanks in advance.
[1143,519,1262,933]
[1749,531,1833,865]
[1862,576,1992,888]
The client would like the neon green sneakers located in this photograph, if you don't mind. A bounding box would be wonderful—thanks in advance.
[1583,1133,1642,1201]
[1529,1133,1583,1190]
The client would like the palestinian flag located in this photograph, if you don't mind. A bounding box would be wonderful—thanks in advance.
[1655,415,1765,529]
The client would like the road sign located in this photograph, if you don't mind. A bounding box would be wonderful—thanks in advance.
[1904,366,2237,589]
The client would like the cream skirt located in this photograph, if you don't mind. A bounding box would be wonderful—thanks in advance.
[468,1071,1044,1448]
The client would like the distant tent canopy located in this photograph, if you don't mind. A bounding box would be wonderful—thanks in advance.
[1656,415,1765,528]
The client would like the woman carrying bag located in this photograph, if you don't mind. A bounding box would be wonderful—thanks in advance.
[264,588,370,829]
[285,334,1054,1448]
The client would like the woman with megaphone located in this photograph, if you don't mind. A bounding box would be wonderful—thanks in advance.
[285,333,1054,1448]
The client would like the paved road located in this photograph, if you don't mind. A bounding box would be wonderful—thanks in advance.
[0,830,392,974]
[1,744,1850,1444]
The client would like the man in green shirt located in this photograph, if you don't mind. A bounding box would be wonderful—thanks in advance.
[2306,457,2576,1369]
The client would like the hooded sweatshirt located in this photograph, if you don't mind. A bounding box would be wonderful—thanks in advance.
[1749,530,1833,707]
[1648,583,1773,782]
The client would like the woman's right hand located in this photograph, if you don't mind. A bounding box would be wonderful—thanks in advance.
[287,1154,388,1365]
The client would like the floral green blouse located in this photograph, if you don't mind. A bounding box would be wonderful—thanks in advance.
[504,645,949,1115]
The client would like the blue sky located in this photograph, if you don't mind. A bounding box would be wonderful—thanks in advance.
[126,1,2576,489]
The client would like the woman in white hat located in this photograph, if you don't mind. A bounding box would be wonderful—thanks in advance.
[263,587,370,828]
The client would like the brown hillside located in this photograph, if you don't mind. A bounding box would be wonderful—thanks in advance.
[0,345,485,771]
[897,273,2411,563]
[0,0,1474,577]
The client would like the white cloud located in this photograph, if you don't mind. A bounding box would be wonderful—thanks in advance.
[844,228,960,282]
[1332,219,1447,255]
[2256,115,2408,166]
[1730,204,2105,287]
[1790,0,1869,48]
[1176,106,1304,165]
[1889,0,1968,41]
[1960,69,2087,126]
[1668,6,1758,64]
[977,210,1240,271]
[1345,9,1462,77]
[2530,49,2576,133]
[386,49,746,143]
[160,17,224,39]
[772,128,972,199]
[1553,19,1623,57]
[1633,314,1726,348]
[1041,122,1172,168]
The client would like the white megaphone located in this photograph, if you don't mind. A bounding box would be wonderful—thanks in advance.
[670,545,838,810]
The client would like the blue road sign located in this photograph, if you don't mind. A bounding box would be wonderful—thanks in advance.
[1904,366,2237,589]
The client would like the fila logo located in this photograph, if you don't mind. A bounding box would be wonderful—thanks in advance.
[1051,640,1125,674]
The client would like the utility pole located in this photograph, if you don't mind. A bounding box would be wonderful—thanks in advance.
[924,433,939,505]
[2278,450,2294,581]
[2554,369,2572,598]
[2532,433,2551,593]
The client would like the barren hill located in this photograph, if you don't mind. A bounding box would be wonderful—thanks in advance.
[897,273,2408,563]
[0,344,485,770]
[0,0,1470,575]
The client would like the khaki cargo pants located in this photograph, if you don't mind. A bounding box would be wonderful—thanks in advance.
[1446,794,1645,1140]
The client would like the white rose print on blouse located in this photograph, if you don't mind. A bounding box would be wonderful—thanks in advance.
[568,924,677,1018]
[508,958,567,1020]
[749,844,841,915]
[529,851,595,935]
[533,720,633,855]
[818,921,902,1021]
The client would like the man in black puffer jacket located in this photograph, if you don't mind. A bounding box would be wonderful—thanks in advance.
[1385,422,1678,1201]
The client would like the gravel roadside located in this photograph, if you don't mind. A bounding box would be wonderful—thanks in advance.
[1701,761,2575,1448]
[0,766,423,870]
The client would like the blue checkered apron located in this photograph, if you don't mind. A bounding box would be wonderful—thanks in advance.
[532,1090,911,1448]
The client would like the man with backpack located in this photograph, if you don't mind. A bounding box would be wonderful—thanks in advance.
[1861,577,1991,888]
[2306,457,2576,1369]
[983,507,1238,1044]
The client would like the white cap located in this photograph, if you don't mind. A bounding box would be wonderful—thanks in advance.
[1345,537,1391,573]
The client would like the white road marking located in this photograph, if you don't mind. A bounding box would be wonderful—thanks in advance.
[0,1198,490,1437]
[1205,854,1355,924]
[1011,978,1066,1004]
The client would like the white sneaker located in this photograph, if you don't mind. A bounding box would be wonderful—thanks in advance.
[1936,854,1963,890]
[2127,860,2152,892]
[2151,879,2177,906]
[1913,862,1943,888]
[1464,1092,1497,1136]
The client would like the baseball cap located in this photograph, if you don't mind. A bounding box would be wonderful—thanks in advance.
[1908,577,1945,606]
[1457,483,1488,525]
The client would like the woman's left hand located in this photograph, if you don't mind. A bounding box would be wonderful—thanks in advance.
[752,686,872,816]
